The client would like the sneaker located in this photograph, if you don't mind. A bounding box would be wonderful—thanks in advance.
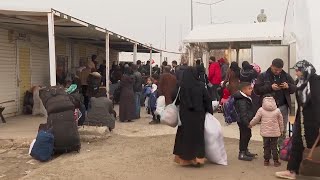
[275,170,296,179]
[238,151,254,161]
[274,160,281,167]
[245,150,257,158]
[264,160,270,166]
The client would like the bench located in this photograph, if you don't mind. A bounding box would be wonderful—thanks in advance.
[0,100,15,123]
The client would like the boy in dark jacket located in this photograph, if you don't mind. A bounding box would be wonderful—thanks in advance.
[234,82,256,161]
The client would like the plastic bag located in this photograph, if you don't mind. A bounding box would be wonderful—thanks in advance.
[204,113,228,165]
[160,88,180,128]
[160,103,179,127]
[212,100,219,112]
[28,139,36,156]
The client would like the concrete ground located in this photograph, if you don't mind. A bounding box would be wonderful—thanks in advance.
[0,106,285,180]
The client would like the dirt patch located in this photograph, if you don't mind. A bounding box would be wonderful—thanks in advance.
[19,135,283,180]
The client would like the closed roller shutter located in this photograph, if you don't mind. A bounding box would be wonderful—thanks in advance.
[30,36,50,87]
[56,39,66,56]
[0,28,18,116]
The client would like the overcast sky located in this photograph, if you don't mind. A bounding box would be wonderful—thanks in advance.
[1,0,288,63]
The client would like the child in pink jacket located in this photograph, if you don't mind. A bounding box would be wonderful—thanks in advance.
[249,95,284,167]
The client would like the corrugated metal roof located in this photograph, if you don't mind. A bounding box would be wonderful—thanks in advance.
[0,8,160,53]
[184,22,284,43]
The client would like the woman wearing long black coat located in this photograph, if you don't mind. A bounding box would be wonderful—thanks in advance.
[173,67,213,167]
[276,60,320,179]
[119,68,136,122]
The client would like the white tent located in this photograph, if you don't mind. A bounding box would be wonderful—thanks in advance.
[283,0,320,71]
[184,22,283,43]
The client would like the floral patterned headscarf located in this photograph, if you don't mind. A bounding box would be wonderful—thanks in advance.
[292,60,316,106]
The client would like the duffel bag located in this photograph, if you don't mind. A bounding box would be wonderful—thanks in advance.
[48,110,81,153]
[40,86,75,114]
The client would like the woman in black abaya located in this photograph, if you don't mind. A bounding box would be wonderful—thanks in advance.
[173,67,213,167]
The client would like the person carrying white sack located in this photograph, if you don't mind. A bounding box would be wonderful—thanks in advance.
[173,67,213,167]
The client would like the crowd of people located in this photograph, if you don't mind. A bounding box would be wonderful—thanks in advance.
[157,56,318,180]
[54,53,319,179]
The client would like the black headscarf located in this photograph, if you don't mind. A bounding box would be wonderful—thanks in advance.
[242,61,253,70]
[230,61,240,78]
[180,67,201,109]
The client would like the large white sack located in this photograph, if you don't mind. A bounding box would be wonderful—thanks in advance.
[204,113,228,165]
[28,139,36,156]
[155,96,165,116]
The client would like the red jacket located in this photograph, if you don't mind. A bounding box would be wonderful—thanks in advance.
[208,62,222,85]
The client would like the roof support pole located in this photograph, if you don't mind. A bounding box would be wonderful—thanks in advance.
[133,43,138,64]
[228,42,232,63]
[48,12,56,86]
[202,50,209,73]
[160,51,163,66]
[189,46,194,66]
[149,47,153,77]
[236,48,240,64]
[105,33,110,94]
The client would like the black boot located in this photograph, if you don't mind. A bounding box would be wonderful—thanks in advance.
[238,151,254,161]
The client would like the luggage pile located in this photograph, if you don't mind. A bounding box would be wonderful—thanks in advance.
[30,86,81,162]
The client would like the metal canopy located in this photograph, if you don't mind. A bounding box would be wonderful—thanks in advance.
[0,8,159,53]
[207,40,282,50]
[185,22,283,50]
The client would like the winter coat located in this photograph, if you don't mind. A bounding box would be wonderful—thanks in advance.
[158,73,177,105]
[208,62,222,85]
[250,97,284,137]
[254,68,296,108]
[119,74,136,122]
[298,74,320,130]
[133,71,143,92]
[86,97,115,129]
[79,68,91,86]
[218,58,229,81]
[143,85,152,96]
[234,91,255,126]
[175,65,188,84]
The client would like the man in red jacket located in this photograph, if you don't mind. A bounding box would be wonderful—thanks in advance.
[208,56,222,101]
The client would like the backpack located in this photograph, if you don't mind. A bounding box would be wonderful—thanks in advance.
[223,96,239,124]
[48,110,81,154]
[30,130,54,162]
[280,137,293,161]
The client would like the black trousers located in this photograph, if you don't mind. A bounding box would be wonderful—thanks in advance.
[238,123,252,152]
[210,84,220,101]
[287,122,319,173]
[82,85,89,110]
[263,137,279,160]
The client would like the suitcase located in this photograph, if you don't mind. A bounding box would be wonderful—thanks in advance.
[48,110,81,153]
